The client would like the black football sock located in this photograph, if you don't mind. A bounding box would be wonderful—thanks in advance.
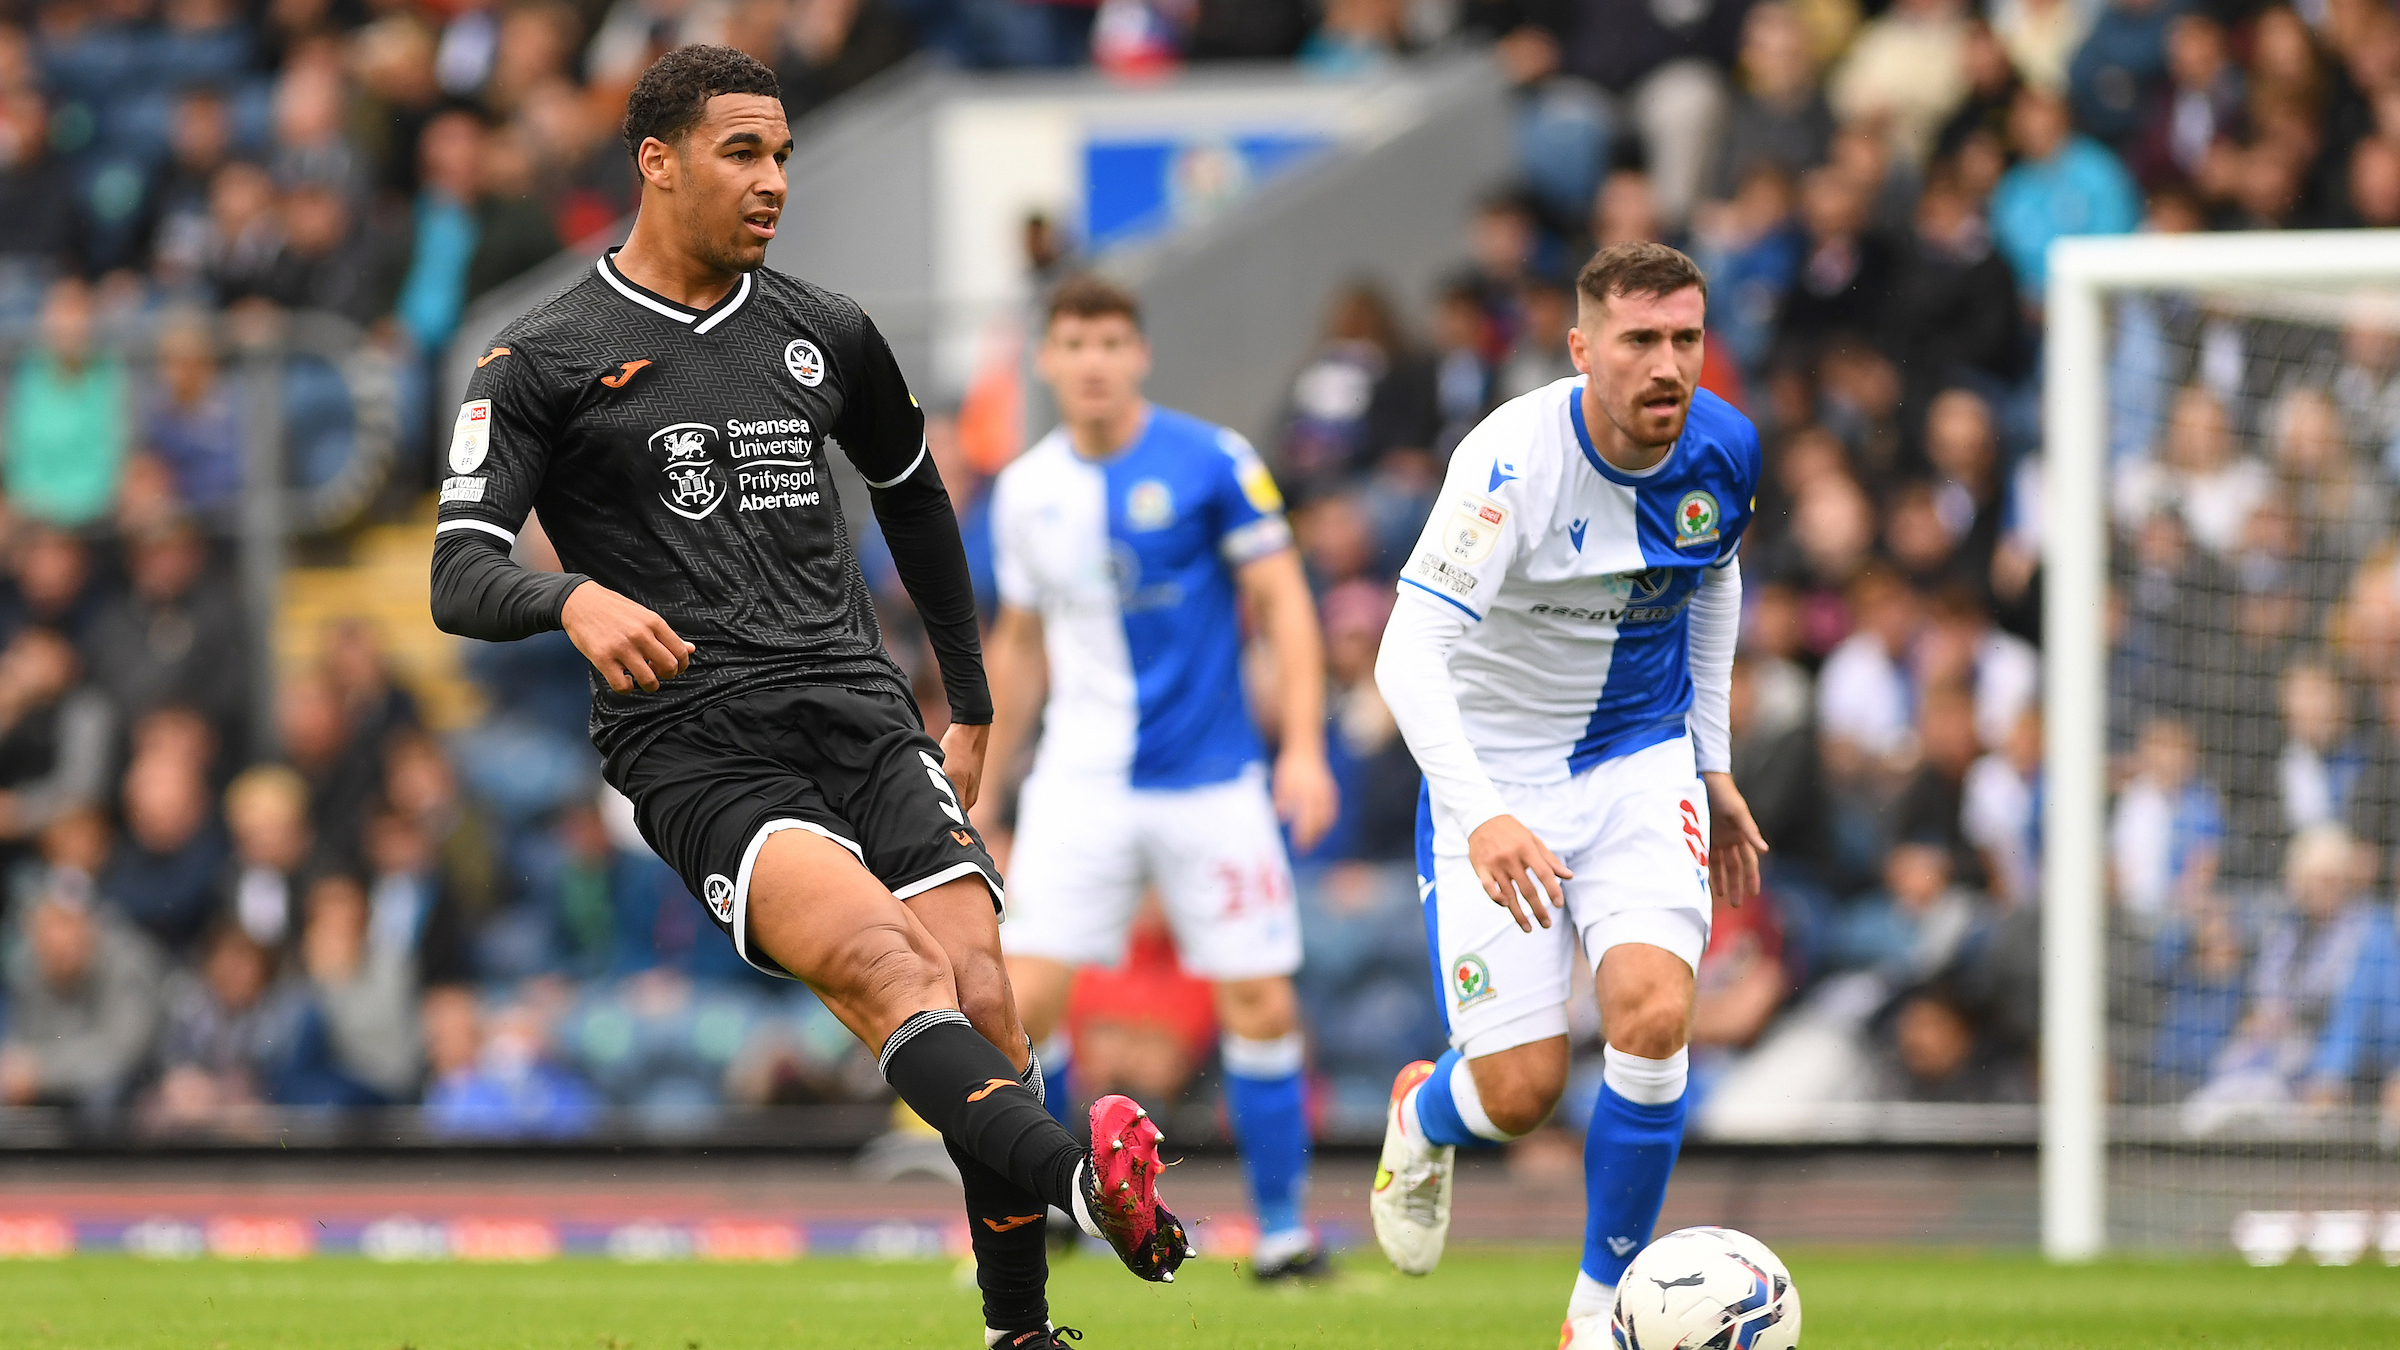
[880,1010,1085,1212]
[948,1136,1050,1332]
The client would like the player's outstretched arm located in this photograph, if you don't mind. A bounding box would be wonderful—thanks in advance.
[1236,549,1339,850]
[560,582,695,694]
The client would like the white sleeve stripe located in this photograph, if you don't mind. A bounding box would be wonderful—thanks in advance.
[1219,516,1293,564]
[1398,576,1480,620]
[436,519,518,545]
[864,443,928,489]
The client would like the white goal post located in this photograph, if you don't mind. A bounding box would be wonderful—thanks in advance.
[2041,229,2400,1260]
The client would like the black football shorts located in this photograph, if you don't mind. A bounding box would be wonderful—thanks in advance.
[607,684,1004,979]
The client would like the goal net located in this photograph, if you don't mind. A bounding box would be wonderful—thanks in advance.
[2046,231,2400,1260]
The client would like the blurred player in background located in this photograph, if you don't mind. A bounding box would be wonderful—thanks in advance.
[1367,242,1768,1344]
[983,275,1340,1280]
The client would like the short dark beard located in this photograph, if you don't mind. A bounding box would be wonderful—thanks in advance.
[1602,386,1687,453]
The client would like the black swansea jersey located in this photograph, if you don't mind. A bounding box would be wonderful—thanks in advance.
[430,251,987,771]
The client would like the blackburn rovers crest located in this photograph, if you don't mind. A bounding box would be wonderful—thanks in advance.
[651,422,727,520]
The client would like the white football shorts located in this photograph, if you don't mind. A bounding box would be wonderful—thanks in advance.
[1418,733,1712,1059]
[1001,763,1301,982]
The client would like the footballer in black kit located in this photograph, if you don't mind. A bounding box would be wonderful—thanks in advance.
[438,242,1000,972]
[429,44,1188,1348]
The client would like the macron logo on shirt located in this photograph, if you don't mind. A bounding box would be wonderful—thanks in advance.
[1488,460,1517,492]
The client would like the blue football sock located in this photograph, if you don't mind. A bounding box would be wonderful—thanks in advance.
[1580,1062,1689,1286]
[1035,1035,1073,1127]
[1222,1034,1312,1237]
[1412,1050,1492,1148]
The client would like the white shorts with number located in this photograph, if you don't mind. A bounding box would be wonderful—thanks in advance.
[1001,763,1301,982]
[1418,734,1712,1059]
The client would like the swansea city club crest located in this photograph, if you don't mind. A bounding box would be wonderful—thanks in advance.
[651,422,728,520]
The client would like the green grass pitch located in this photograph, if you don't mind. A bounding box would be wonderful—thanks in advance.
[3,1249,2397,1349]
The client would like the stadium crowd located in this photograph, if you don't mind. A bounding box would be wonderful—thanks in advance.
[7,0,2400,1147]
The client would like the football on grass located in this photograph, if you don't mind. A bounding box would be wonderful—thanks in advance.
[1609,1226,1802,1350]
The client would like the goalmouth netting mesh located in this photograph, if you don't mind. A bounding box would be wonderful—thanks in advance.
[2051,234,2400,1259]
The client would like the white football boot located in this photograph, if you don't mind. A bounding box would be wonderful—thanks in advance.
[1369,1059,1454,1275]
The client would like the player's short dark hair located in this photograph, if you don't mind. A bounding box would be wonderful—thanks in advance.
[622,45,781,161]
[1044,273,1142,332]
[1576,241,1708,313]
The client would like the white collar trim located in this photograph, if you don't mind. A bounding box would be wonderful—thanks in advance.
[596,252,753,333]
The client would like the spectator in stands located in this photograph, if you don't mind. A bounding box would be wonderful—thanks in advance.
[2332,313,2400,476]
[2350,135,2400,229]
[141,312,245,517]
[2114,383,2270,556]
[0,526,102,647]
[1963,706,2042,909]
[201,162,287,307]
[1888,178,2024,416]
[393,108,488,358]
[1879,980,2032,1101]
[2184,825,2391,1128]
[1710,3,1833,201]
[141,87,238,296]
[352,17,445,201]
[301,872,421,1102]
[222,765,312,949]
[2066,0,2177,149]
[2110,715,2223,930]
[1891,681,1986,882]
[1472,0,1741,228]
[270,50,367,203]
[103,724,232,953]
[148,923,353,1127]
[0,90,83,290]
[0,885,164,1116]
[1687,872,1792,1108]
[2128,14,2242,191]
[85,516,250,739]
[1428,279,1495,458]
[393,738,499,935]
[2146,900,2248,1099]
[1280,282,1428,495]
[1300,0,1410,75]
[465,122,563,302]
[1774,166,1897,355]
[1591,166,1664,247]
[2267,385,2391,571]
[1816,566,1920,782]
[1991,0,2088,96]
[422,989,600,1139]
[1828,0,1970,166]
[1728,648,1819,863]
[774,0,920,119]
[278,671,381,870]
[1305,581,1419,865]
[1989,84,2141,300]
[0,627,116,859]
[1689,164,1802,382]
[1921,581,2039,752]
[6,279,127,527]
[1831,838,1985,984]
[1495,273,1577,401]
[266,181,401,324]
[2278,658,2367,837]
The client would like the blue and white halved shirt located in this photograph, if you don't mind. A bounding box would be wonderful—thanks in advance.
[992,405,1292,789]
[1396,377,1759,783]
